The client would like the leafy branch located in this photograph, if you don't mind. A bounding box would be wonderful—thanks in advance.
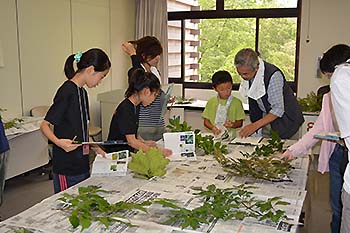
[57,185,151,231]
[166,116,193,132]
[155,184,289,230]
[297,91,323,112]
[3,118,24,130]
[214,130,292,181]
[240,130,284,157]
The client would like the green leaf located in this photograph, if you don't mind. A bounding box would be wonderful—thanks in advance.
[128,148,170,179]
[69,213,80,228]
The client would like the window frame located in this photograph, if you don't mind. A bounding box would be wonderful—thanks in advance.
[167,0,301,94]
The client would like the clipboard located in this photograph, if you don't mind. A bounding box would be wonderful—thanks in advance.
[161,83,174,116]
[73,140,129,146]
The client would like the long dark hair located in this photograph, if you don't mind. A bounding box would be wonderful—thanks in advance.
[64,48,111,79]
[320,44,350,73]
[125,68,160,98]
[129,36,162,63]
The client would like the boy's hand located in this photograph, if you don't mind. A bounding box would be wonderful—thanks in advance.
[224,120,233,128]
[212,126,221,135]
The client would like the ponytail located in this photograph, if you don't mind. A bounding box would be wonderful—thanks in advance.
[63,48,111,80]
[125,68,160,98]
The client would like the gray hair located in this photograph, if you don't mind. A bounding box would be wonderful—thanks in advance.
[234,48,259,69]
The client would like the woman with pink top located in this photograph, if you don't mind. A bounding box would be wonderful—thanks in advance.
[280,90,346,233]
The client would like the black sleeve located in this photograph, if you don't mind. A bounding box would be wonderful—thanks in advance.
[127,55,143,83]
[45,84,71,126]
[117,104,137,135]
[108,101,138,141]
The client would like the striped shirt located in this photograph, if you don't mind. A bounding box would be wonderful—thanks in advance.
[139,91,165,127]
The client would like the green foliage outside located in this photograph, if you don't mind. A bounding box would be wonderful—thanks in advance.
[197,0,297,83]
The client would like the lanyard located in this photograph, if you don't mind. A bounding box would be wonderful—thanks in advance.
[77,86,88,142]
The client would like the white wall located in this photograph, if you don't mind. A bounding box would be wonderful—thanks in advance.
[298,0,350,97]
[0,0,22,117]
[1,0,350,121]
[0,0,135,126]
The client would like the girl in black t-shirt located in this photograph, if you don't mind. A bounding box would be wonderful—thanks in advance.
[40,48,111,193]
[107,69,172,157]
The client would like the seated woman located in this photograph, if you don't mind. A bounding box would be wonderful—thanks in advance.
[107,68,172,157]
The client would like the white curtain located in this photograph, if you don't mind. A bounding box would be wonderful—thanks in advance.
[136,0,168,84]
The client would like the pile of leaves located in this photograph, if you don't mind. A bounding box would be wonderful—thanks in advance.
[214,131,293,181]
[297,91,323,112]
[155,184,289,230]
[57,186,151,231]
[128,148,170,179]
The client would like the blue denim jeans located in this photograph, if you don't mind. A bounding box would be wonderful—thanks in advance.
[53,172,90,194]
[329,144,346,233]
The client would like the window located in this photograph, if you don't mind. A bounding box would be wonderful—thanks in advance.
[167,0,300,92]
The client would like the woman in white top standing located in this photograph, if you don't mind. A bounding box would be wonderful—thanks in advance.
[322,43,350,233]
[122,36,165,141]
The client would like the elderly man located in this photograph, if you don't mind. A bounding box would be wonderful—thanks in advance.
[234,48,304,139]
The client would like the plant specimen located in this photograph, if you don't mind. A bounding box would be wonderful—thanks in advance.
[214,130,292,181]
[3,118,24,130]
[128,148,170,179]
[155,184,289,230]
[194,129,228,156]
[166,116,192,132]
[297,91,323,112]
[240,130,284,158]
[57,185,151,231]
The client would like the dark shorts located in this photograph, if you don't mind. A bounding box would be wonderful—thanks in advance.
[53,172,90,193]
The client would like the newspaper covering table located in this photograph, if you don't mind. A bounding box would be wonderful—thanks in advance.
[0,140,308,233]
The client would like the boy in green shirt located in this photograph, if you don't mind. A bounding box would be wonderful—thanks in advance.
[202,70,245,137]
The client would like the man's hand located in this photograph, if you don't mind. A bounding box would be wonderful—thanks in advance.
[238,123,259,138]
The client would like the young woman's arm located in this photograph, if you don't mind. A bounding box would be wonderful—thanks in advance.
[40,120,80,152]
[126,134,172,157]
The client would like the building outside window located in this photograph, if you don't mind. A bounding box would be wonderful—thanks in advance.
[167,0,300,94]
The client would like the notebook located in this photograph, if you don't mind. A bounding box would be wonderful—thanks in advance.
[163,131,196,161]
[91,150,129,176]
[314,132,340,141]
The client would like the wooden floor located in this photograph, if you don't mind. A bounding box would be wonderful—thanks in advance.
[0,158,333,233]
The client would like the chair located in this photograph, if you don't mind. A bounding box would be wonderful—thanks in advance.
[89,122,102,142]
[30,106,49,117]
